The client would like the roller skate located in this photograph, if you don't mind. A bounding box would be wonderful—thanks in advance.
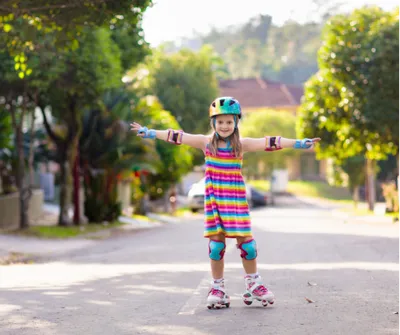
[206,279,230,309]
[242,275,275,307]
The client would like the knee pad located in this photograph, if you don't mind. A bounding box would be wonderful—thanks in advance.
[209,240,226,261]
[237,239,257,260]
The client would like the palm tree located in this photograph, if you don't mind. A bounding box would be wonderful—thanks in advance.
[79,89,160,222]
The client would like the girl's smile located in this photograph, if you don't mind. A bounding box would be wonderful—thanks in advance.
[215,114,235,137]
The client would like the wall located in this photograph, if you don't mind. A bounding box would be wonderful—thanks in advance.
[0,189,44,230]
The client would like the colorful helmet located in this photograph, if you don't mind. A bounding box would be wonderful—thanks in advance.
[209,97,241,119]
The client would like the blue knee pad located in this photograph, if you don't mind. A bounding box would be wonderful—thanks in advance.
[209,240,226,261]
[238,239,257,260]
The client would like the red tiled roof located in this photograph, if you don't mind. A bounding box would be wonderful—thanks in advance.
[218,78,304,109]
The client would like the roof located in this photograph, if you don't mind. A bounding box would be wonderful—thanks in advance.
[218,78,304,109]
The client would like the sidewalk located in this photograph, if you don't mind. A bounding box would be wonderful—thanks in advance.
[0,204,168,262]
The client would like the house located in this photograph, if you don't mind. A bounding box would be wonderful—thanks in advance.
[219,78,303,115]
[218,78,328,181]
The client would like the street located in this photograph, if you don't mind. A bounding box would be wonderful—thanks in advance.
[0,200,398,335]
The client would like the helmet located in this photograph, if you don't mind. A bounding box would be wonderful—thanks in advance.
[209,97,241,119]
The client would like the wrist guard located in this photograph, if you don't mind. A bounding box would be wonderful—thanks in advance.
[138,126,156,139]
[265,136,282,151]
[293,138,313,149]
[167,129,183,145]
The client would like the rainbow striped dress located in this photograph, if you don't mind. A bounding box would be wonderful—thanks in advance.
[203,145,252,238]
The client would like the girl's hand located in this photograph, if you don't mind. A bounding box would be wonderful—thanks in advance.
[130,122,145,137]
[307,137,321,149]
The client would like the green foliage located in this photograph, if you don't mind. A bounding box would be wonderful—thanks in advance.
[47,28,123,111]
[341,155,366,194]
[0,1,152,76]
[133,97,193,199]
[248,179,353,201]
[381,181,399,213]
[240,110,297,178]
[0,110,15,194]
[316,6,399,160]
[80,89,160,222]
[298,6,399,191]
[140,45,219,134]
[17,221,126,239]
[0,110,13,150]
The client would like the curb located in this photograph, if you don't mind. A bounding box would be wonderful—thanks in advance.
[0,215,165,260]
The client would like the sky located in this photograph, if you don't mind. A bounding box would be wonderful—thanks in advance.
[142,0,399,46]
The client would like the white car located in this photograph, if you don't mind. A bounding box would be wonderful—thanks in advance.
[187,178,267,212]
[187,178,206,212]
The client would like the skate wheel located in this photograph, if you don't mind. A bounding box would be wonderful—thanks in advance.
[215,304,221,309]
[262,300,269,307]
[207,304,213,310]
[225,303,230,308]
[269,300,275,305]
[244,300,252,306]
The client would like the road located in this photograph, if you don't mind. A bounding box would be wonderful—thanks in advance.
[0,199,398,335]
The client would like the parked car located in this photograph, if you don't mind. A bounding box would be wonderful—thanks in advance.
[187,178,267,212]
[248,186,268,207]
[187,178,205,212]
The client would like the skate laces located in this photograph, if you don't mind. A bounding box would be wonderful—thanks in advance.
[209,288,224,298]
[246,276,269,296]
[252,284,268,296]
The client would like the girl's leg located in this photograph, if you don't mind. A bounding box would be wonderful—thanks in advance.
[236,236,257,274]
[209,233,226,279]
[236,236,274,305]
[207,233,230,309]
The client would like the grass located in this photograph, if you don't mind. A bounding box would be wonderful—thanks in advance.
[247,180,270,192]
[248,179,353,202]
[132,214,153,222]
[287,181,353,202]
[12,221,126,239]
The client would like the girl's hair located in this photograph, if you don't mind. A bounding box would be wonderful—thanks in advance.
[208,117,243,157]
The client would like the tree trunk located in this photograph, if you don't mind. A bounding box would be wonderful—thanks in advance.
[9,93,31,230]
[58,159,72,226]
[73,150,80,225]
[396,151,400,203]
[169,184,177,214]
[28,109,36,186]
[15,130,30,229]
[366,159,376,211]
[352,185,359,209]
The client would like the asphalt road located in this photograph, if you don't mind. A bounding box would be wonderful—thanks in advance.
[0,200,398,335]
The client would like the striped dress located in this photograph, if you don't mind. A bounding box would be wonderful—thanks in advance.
[203,145,252,238]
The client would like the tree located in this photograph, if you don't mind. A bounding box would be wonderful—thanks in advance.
[319,7,400,209]
[0,109,14,194]
[0,50,40,228]
[0,0,152,228]
[37,28,123,226]
[341,155,366,206]
[79,88,160,221]
[133,97,193,211]
[141,45,219,135]
[297,70,393,207]
[357,9,399,152]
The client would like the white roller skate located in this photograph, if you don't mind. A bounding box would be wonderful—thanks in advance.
[206,279,230,309]
[243,275,275,307]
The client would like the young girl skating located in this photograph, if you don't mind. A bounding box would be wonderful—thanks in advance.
[130,97,320,309]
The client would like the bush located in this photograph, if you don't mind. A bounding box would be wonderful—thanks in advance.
[381,181,399,213]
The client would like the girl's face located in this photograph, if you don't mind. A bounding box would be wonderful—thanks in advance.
[215,114,235,137]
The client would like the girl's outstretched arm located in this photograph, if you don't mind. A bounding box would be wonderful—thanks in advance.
[130,122,209,150]
[241,136,321,153]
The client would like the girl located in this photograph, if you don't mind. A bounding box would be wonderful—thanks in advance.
[130,97,321,309]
